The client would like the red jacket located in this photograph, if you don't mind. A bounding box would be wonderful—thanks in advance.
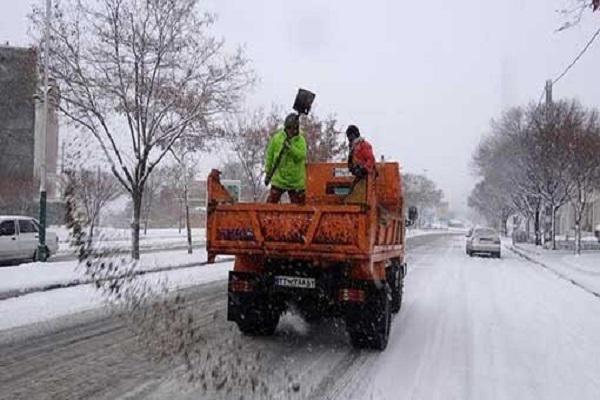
[349,137,376,176]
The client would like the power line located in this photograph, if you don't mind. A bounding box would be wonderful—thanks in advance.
[552,25,600,85]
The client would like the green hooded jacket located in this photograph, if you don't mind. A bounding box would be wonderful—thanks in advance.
[265,130,307,191]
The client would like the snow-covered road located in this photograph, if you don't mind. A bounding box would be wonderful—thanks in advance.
[349,235,600,400]
[1,234,599,400]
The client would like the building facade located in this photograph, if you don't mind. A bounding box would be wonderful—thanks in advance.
[0,45,61,219]
[0,46,37,213]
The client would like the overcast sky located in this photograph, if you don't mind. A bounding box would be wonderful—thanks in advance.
[1,0,599,214]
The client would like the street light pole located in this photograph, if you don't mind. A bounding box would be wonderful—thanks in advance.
[38,0,51,261]
[183,152,193,255]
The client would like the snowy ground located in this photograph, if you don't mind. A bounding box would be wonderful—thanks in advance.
[0,249,212,296]
[345,235,600,400]
[49,226,207,254]
[2,234,600,399]
[508,242,600,295]
[0,259,233,331]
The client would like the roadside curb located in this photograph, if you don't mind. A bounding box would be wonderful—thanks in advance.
[0,258,233,301]
[506,244,600,299]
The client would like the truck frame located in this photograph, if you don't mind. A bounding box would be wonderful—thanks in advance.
[206,162,408,350]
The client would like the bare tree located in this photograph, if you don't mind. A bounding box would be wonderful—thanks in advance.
[472,101,588,247]
[403,173,444,210]
[30,0,253,259]
[141,169,160,235]
[468,180,514,235]
[66,168,122,247]
[557,0,600,30]
[403,173,445,228]
[529,101,582,248]
[168,146,199,254]
[225,108,279,201]
[302,114,345,163]
[566,108,600,254]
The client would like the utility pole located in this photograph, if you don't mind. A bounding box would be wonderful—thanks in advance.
[545,79,553,106]
[183,153,193,255]
[38,0,51,261]
[545,79,558,250]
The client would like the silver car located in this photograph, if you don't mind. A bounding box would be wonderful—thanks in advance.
[466,227,501,258]
[0,216,59,263]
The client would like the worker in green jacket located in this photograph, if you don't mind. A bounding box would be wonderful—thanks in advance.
[264,113,307,204]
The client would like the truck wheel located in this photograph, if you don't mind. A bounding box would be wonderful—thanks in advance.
[346,288,391,350]
[236,301,280,336]
[389,264,403,314]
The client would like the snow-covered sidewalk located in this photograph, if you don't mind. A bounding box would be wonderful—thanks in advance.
[0,249,217,299]
[0,260,234,331]
[508,242,600,295]
[51,226,207,255]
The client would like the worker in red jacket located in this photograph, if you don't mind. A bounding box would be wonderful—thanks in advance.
[346,125,376,180]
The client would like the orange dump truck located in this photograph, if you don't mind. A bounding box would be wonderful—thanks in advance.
[206,162,412,350]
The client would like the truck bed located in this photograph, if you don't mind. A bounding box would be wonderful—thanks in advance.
[206,163,406,264]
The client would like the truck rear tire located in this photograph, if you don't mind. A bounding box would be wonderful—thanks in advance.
[389,263,403,314]
[236,301,280,336]
[346,288,391,350]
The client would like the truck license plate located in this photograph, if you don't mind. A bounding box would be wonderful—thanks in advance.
[274,276,316,289]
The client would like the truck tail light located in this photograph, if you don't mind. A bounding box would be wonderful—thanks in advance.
[339,288,366,303]
[231,279,255,293]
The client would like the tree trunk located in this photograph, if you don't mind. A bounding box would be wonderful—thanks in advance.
[575,222,581,255]
[551,206,557,250]
[178,200,183,234]
[131,190,143,260]
[534,209,541,246]
[185,186,192,255]
[87,220,95,251]
[143,196,152,235]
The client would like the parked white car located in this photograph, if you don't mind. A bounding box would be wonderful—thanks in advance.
[0,216,59,263]
[466,227,501,258]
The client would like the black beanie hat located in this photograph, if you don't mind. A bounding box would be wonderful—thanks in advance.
[346,125,360,137]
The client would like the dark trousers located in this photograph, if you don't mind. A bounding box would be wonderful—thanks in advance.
[267,186,305,205]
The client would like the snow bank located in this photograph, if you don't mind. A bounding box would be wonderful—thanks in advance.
[49,226,207,254]
[0,260,233,331]
[509,243,600,295]
[0,249,209,296]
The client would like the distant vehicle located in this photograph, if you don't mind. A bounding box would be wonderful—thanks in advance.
[447,219,463,228]
[0,216,59,263]
[466,227,501,258]
[595,224,600,242]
